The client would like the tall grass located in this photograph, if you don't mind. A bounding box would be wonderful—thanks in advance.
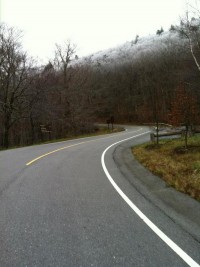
[133,135,200,201]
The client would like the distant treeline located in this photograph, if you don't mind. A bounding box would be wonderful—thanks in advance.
[1,18,200,148]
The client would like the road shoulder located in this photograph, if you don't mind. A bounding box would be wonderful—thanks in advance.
[113,140,200,243]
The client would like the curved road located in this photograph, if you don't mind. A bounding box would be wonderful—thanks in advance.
[0,126,200,266]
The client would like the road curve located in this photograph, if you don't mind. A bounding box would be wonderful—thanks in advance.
[0,126,200,267]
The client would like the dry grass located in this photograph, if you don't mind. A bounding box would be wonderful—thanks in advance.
[132,135,200,201]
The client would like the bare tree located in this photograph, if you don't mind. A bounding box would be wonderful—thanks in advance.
[53,41,78,134]
[54,41,76,116]
[168,83,199,148]
[0,24,33,147]
[181,17,200,71]
[54,41,76,90]
[176,1,200,72]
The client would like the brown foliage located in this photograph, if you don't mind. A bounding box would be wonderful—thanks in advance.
[169,83,199,126]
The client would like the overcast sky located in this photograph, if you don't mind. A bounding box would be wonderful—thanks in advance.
[1,0,186,63]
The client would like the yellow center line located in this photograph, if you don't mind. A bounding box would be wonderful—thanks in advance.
[25,128,143,166]
[26,140,92,166]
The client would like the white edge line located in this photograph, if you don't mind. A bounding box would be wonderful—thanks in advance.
[101,131,200,267]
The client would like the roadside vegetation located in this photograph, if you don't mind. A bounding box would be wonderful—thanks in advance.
[37,125,124,145]
[0,125,124,151]
[1,1,200,150]
[132,135,200,201]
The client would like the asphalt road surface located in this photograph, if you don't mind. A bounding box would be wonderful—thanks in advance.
[0,126,200,267]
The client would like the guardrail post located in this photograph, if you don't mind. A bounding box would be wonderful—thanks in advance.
[150,133,155,142]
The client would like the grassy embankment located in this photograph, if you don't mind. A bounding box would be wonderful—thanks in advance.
[132,135,200,201]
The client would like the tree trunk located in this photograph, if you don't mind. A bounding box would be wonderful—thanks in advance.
[3,118,10,148]
[30,114,35,144]
[156,120,159,145]
[185,125,188,149]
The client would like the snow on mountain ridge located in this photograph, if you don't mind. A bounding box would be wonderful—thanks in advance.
[73,31,180,67]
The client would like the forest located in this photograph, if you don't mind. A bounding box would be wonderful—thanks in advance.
[1,14,200,148]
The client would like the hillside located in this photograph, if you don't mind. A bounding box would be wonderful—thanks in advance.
[74,31,182,67]
[1,23,200,148]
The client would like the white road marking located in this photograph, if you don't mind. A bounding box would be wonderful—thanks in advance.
[101,131,200,267]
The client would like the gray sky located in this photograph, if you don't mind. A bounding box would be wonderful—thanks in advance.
[1,0,186,63]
